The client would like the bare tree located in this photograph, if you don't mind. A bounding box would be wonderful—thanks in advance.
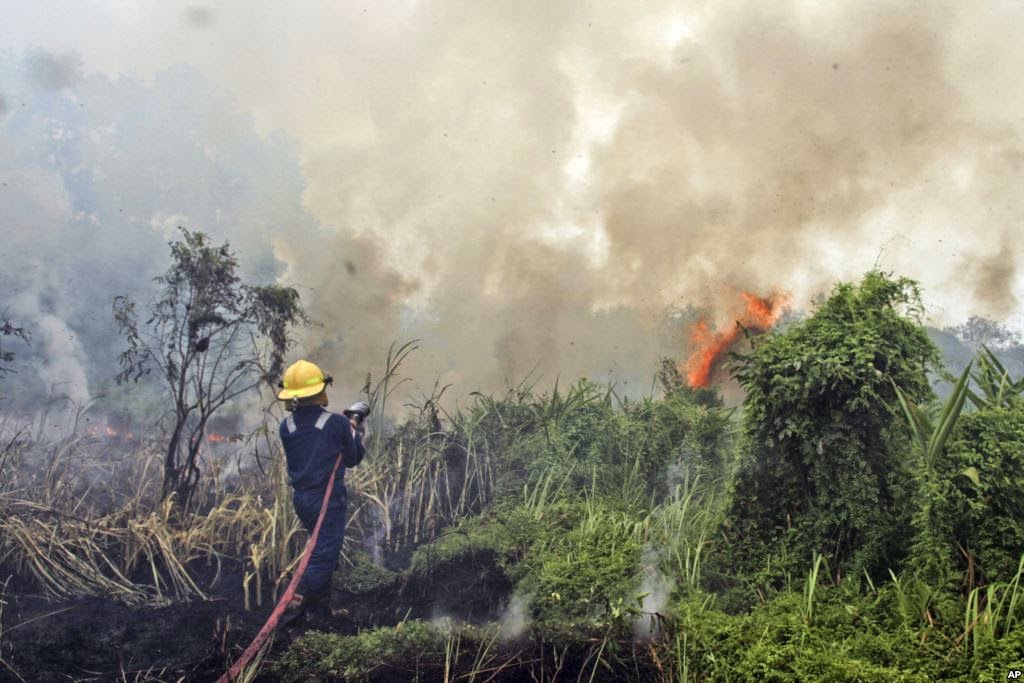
[0,313,30,379]
[113,228,305,506]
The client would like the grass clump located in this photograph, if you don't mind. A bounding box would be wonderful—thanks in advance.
[518,500,643,625]
[275,620,445,681]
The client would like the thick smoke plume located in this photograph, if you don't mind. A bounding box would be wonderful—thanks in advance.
[292,1,1024,395]
[2,1,1023,407]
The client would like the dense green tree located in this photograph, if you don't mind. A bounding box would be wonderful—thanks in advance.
[723,271,941,585]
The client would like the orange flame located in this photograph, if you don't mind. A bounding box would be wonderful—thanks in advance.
[685,291,790,388]
[206,432,227,443]
[86,424,134,440]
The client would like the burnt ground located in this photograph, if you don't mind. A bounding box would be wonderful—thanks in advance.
[0,562,339,683]
[0,549,512,682]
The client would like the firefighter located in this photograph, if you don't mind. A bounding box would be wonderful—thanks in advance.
[276,359,367,624]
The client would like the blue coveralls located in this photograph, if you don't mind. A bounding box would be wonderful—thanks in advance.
[279,405,364,596]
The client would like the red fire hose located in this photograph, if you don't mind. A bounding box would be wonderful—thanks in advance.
[217,452,343,683]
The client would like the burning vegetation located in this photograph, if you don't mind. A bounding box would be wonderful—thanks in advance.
[1,270,1023,682]
[3,1,1024,678]
[684,291,791,388]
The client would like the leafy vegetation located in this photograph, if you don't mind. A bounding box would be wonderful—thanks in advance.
[3,269,1024,681]
[725,272,940,586]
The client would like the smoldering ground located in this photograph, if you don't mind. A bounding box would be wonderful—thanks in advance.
[1,0,1023,407]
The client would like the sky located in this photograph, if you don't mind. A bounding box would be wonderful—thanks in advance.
[2,0,1023,407]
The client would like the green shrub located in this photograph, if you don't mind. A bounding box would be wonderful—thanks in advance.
[275,620,445,681]
[935,406,1024,583]
[669,584,964,681]
[518,501,643,624]
[621,386,734,497]
[724,271,939,587]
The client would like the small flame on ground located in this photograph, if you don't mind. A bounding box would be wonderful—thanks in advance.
[685,291,790,388]
[85,425,229,444]
[87,425,135,440]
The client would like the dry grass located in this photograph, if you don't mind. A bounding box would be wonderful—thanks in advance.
[0,368,497,610]
[0,416,298,606]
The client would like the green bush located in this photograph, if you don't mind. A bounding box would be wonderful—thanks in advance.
[517,501,643,624]
[621,386,734,497]
[669,584,965,681]
[936,405,1024,583]
[725,271,940,587]
[487,379,733,512]
[275,621,445,681]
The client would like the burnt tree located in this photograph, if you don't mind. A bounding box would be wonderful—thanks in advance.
[114,228,305,506]
[0,314,30,379]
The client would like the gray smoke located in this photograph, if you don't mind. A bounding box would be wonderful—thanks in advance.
[286,0,1024,394]
[1,1,1023,408]
[0,54,311,407]
[26,51,82,91]
[183,6,213,28]
[634,544,673,640]
[499,594,529,640]
[971,242,1020,317]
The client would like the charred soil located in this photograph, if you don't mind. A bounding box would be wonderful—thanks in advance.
[1,562,300,682]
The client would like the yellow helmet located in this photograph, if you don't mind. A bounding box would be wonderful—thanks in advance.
[277,359,331,400]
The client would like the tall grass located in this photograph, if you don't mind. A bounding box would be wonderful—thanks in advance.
[960,552,1024,661]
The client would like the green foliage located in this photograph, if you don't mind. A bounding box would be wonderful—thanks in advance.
[967,346,1024,409]
[726,271,940,586]
[962,557,1024,661]
[490,378,734,515]
[622,385,735,496]
[405,497,647,627]
[279,583,1018,682]
[932,406,1024,583]
[519,500,644,624]
[408,505,541,578]
[895,366,974,587]
[275,621,445,681]
[339,550,400,595]
[669,583,967,681]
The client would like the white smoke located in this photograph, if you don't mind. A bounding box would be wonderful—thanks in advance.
[498,593,530,641]
[634,544,674,641]
[0,51,313,411]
